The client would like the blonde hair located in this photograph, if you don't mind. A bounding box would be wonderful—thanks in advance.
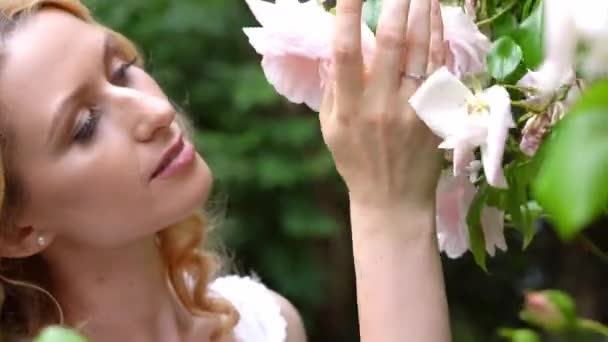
[0,0,239,339]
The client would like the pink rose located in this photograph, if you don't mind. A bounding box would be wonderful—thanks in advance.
[441,5,491,77]
[436,169,507,259]
[243,0,376,111]
[436,171,476,258]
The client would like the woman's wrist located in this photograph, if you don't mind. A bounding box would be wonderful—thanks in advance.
[347,186,437,212]
[348,191,450,342]
[348,196,437,242]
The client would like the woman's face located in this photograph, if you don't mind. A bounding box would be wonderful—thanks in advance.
[0,9,213,249]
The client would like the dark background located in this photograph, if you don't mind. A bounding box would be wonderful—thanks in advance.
[88,1,608,340]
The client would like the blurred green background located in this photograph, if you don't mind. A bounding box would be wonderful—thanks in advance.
[87,0,608,341]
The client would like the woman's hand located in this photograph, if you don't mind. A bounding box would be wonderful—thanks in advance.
[322,2,452,340]
[320,0,445,210]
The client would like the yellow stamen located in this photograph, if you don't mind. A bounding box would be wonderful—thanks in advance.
[466,95,490,116]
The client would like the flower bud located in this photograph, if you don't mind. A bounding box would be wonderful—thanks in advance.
[520,114,550,157]
[520,290,576,331]
[34,326,89,342]
[511,329,540,342]
[499,328,540,342]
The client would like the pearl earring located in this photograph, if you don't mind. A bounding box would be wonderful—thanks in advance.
[37,235,47,247]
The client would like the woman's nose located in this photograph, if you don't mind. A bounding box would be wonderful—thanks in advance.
[111,87,176,142]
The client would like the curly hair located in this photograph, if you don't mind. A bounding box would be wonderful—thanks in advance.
[0,1,239,340]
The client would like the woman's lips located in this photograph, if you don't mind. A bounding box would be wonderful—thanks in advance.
[150,135,196,181]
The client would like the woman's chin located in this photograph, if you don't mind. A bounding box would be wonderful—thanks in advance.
[180,153,213,210]
[153,153,213,228]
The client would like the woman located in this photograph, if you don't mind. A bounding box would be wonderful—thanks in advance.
[0,0,450,340]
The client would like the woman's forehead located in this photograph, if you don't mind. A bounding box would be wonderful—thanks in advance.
[2,8,103,83]
[0,9,104,132]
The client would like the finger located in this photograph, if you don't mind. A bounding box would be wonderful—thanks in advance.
[333,0,364,118]
[319,82,336,146]
[319,81,335,125]
[367,0,412,93]
[427,0,445,74]
[401,0,432,87]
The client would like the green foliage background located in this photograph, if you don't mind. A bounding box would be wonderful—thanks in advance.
[86,0,608,341]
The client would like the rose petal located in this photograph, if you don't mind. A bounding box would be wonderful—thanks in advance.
[452,145,476,176]
[582,40,608,76]
[466,160,483,182]
[571,0,608,39]
[542,0,578,91]
[446,113,491,148]
[244,0,376,111]
[436,169,507,258]
[479,85,513,188]
[448,38,487,76]
[436,172,476,258]
[517,67,575,104]
[539,0,608,81]
[244,0,279,27]
[481,206,507,256]
[441,4,491,77]
[261,55,324,111]
[246,0,331,32]
[410,67,472,138]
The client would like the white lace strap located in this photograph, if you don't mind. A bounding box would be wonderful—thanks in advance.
[209,275,287,342]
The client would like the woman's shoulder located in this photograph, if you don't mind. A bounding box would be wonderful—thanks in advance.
[210,275,306,342]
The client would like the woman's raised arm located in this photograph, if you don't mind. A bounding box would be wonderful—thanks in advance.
[319,0,451,340]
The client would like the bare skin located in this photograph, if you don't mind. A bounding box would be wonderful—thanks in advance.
[322,0,451,340]
[0,8,303,342]
[0,0,451,340]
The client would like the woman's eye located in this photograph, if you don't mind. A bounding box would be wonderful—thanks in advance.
[73,108,100,143]
[110,57,137,86]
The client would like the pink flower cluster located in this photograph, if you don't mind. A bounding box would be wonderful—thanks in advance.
[243,0,504,260]
[243,0,490,110]
[243,0,375,111]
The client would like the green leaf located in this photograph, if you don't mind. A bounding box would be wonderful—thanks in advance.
[466,183,490,272]
[512,329,541,342]
[520,290,577,331]
[487,36,523,80]
[493,13,517,38]
[521,0,537,18]
[498,328,541,342]
[505,162,541,249]
[512,0,544,69]
[522,201,542,247]
[506,171,527,244]
[34,327,88,342]
[533,79,608,240]
[479,0,496,20]
[544,290,577,325]
[362,0,382,33]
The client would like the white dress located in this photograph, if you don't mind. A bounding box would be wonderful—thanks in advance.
[209,275,288,342]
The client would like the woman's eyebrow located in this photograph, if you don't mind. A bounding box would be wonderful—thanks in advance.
[47,32,116,146]
[102,31,120,73]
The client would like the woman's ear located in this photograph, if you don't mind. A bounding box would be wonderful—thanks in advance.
[0,225,55,258]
